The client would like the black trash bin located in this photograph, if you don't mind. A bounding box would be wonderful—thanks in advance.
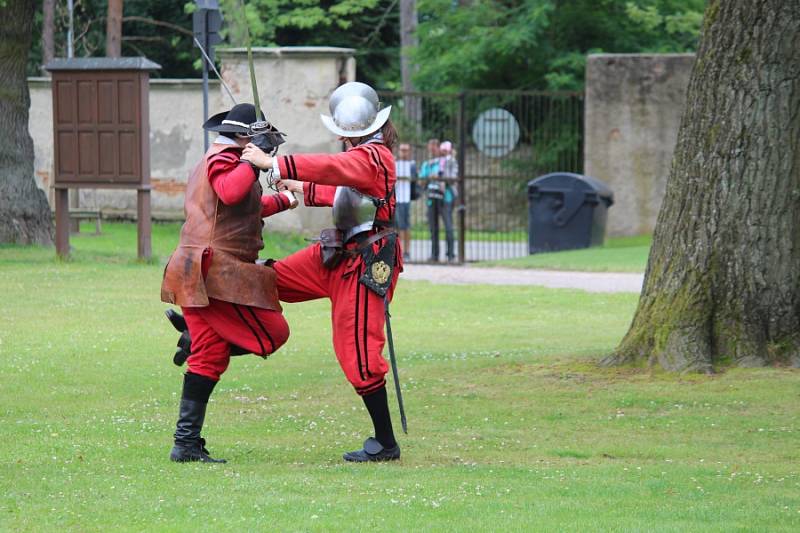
[527,172,614,253]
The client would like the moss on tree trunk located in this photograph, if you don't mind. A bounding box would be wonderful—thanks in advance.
[605,0,800,371]
[0,0,53,245]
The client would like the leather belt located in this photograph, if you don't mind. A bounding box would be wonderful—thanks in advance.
[347,227,396,253]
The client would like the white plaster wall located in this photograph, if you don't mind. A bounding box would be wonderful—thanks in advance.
[217,47,357,233]
[27,47,356,235]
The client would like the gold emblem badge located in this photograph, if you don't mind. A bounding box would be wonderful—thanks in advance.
[371,260,391,284]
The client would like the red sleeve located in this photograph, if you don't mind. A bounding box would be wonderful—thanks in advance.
[276,144,391,199]
[260,192,292,217]
[207,149,257,205]
[302,182,337,207]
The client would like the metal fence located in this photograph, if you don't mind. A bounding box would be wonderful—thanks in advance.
[379,90,584,263]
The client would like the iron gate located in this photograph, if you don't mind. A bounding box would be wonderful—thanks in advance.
[378,90,584,263]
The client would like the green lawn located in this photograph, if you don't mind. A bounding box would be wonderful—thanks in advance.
[481,235,652,272]
[1,224,798,531]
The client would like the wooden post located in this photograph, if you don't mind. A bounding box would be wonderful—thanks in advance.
[137,188,151,260]
[69,188,80,233]
[55,187,70,257]
[106,0,123,58]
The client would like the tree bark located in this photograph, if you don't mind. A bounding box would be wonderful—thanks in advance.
[399,0,421,128]
[41,0,56,74]
[605,0,800,371]
[0,0,53,245]
[399,0,417,94]
[106,0,123,57]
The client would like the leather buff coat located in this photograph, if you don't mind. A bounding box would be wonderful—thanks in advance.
[160,143,281,311]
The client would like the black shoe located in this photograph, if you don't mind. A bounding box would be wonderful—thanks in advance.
[167,310,191,367]
[170,398,226,463]
[165,310,250,366]
[166,309,187,332]
[170,438,226,463]
[173,329,192,366]
[343,437,400,463]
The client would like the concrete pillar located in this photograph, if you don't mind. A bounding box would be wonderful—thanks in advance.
[217,47,357,234]
[584,53,695,237]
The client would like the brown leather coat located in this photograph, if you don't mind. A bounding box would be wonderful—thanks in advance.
[160,143,281,311]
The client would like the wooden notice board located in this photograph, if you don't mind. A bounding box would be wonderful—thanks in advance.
[45,57,161,259]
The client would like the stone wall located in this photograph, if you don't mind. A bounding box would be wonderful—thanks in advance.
[28,47,355,234]
[584,53,695,236]
[216,47,356,233]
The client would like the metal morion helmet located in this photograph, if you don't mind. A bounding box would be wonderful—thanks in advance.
[320,82,392,138]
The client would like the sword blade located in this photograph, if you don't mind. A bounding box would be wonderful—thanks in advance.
[384,298,407,434]
[193,36,237,106]
[238,0,262,120]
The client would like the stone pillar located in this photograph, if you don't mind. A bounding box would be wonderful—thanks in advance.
[584,53,695,237]
[217,46,357,234]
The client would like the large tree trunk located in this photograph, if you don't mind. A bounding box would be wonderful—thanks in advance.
[106,0,123,57]
[0,0,53,245]
[605,0,800,371]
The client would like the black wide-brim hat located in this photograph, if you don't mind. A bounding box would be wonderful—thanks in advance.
[203,103,259,133]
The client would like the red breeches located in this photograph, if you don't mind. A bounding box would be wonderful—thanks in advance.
[182,298,290,381]
[274,242,400,395]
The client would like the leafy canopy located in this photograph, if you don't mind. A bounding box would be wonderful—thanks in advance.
[198,0,400,88]
[414,0,704,91]
[26,0,702,91]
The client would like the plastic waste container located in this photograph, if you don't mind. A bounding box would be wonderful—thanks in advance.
[527,172,614,253]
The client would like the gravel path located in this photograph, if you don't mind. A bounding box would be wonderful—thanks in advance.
[400,264,644,293]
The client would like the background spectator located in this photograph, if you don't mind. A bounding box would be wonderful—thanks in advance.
[419,138,456,262]
[394,142,417,261]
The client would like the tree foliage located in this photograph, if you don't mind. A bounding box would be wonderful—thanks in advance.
[414,0,704,92]
[28,0,196,78]
[206,0,399,88]
[26,0,703,89]
[27,1,399,87]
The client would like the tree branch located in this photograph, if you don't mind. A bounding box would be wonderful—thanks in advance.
[359,0,399,47]
[122,35,169,43]
[122,16,193,37]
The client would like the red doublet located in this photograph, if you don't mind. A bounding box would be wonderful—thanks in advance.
[182,146,293,381]
[208,150,294,217]
[274,143,401,395]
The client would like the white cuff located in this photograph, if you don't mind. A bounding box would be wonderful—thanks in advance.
[272,157,281,179]
[280,189,298,207]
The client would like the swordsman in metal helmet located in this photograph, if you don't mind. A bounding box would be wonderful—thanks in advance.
[241,81,405,462]
[160,103,297,463]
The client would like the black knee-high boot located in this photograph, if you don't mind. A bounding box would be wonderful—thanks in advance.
[343,386,401,462]
[170,372,226,463]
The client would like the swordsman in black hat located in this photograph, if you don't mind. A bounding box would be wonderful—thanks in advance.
[161,103,297,463]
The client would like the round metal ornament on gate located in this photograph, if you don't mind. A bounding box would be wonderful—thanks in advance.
[471,107,521,158]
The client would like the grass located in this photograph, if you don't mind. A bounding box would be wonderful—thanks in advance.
[1,224,798,531]
[480,235,652,272]
[0,221,308,265]
[410,226,528,243]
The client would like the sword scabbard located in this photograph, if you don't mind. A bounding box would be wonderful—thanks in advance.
[384,297,407,434]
